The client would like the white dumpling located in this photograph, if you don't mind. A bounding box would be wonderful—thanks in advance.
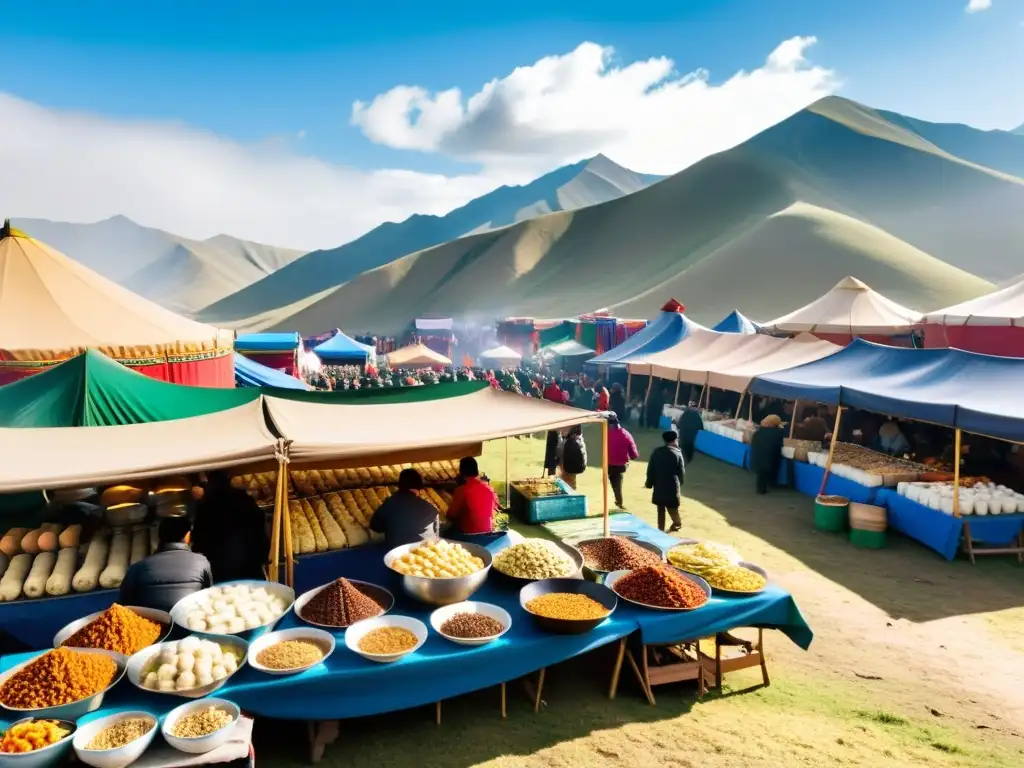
[242,612,261,630]
[186,611,206,628]
[251,588,271,604]
[199,639,221,656]
[211,665,228,681]
[222,653,238,673]
[206,587,223,599]
[195,656,213,677]
[228,617,246,633]
[158,678,176,692]
[157,663,178,681]
[254,604,273,623]
[188,617,208,631]
[175,671,197,690]
[157,651,178,668]
[144,672,159,689]
[213,599,229,614]
[177,653,195,672]
[269,598,285,615]
[208,622,229,635]
[177,636,201,654]
[197,671,214,687]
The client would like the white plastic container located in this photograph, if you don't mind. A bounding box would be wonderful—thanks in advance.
[161,699,240,755]
[975,499,989,516]
[73,711,158,768]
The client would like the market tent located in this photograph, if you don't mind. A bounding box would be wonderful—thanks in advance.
[265,388,604,464]
[541,340,595,358]
[712,309,759,334]
[760,276,921,344]
[415,318,453,334]
[923,277,1024,356]
[235,332,301,376]
[587,299,706,367]
[0,399,277,492]
[0,349,258,427]
[386,344,451,367]
[234,353,311,391]
[0,222,233,386]
[750,339,1024,442]
[313,330,375,364]
[478,345,522,365]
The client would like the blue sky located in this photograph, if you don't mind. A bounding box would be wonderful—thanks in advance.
[0,0,1020,247]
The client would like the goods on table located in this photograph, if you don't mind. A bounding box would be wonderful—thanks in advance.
[390,540,486,578]
[439,613,505,638]
[231,472,287,506]
[358,627,419,655]
[613,566,709,609]
[899,480,1024,516]
[525,593,610,621]
[493,540,575,579]
[84,717,153,750]
[703,418,752,443]
[170,706,234,739]
[98,530,131,589]
[0,528,27,557]
[666,541,742,570]
[72,532,109,593]
[21,524,63,555]
[807,443,929,487]
[59,525,82,549]
[300,578,385,627]
[0,647,118,709]
[291,462,459,496]
[0,553,32,602]
[0,719,72,753]
[184,583,288,633]
[100,485,146,507]
[512,478,564,500]
[694,564,765,593]
[62,604,164,655]
[255,640,325,670]
[578,537,662,572]
[22,551,56,599]
[45,548,78,596]
[141,637,241,692]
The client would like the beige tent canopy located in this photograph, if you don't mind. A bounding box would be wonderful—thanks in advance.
[760,276,922,335]
[386,343,451,367]
[924,277,1024,326]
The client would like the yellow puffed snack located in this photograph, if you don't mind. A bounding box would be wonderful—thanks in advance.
[390,540,485,579]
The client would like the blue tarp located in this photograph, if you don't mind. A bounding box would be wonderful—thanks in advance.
[588,311,705,367]
[234,332,301,352]
[313,330,375,363]
[234,353,310,390]
[712,310,759,334]
[751,339,1024,442]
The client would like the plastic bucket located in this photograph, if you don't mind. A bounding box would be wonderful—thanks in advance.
[849,528,887,549]
[814,495,849,532]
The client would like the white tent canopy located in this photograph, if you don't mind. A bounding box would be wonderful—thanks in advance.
[541,340,595,357]
[386,343,452,367]
[760,276,921,335]
[924,278,1024,326]
[478,345,522,364]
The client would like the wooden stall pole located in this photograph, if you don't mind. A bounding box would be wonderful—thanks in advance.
[952,428,962,518]
[789,400,800,438]
[602,418,610,538]
[733,391,746,420]
[818,406,844,495]
[643,373,655,409]
[748,392,754,422]
[277,443,295,588]
[269,459,283,584]
[697,384,707,411]
[504,435,511,508]
[625,372,632,401]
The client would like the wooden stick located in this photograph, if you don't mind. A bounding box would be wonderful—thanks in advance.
[504,435,510,508]
[281,475,295,588]
[673,378,681,407]
[819,406,844,495]
[269,450,284,583]
[748,392,754,421]
[734,391,745,420]
[625,372,632,401]
[952,428,962,518]
[789,400,799,438]
[643,373,655,409]
[602,419,610,538]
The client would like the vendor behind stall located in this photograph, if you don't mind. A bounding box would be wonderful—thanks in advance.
[191,470,269,582]
[370,468,440,548]
[750,414,786,494]
[119,516,213,612]
[445,457,498,534]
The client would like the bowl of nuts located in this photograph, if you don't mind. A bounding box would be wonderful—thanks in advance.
[429,601,512,647]
[491,539,583,586]
[161,699,240,755]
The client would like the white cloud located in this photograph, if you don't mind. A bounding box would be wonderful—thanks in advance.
[351,37,838,176]
[966,0,992,12]
[0,93,496,250]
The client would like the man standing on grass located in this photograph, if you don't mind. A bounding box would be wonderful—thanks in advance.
[646,430,685,533]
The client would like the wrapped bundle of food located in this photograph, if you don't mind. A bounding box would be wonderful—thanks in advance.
[325,493,370,547]
[288,500,316,554]
[313,498,347,550]
[291,471,316,497]
[380,465,400,483]
[300,499,329,552]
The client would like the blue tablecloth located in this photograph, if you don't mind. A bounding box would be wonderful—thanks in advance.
[695,431,750,469]
[875,489,1024,560]
[0,588,118,649]
[792,461,879,504]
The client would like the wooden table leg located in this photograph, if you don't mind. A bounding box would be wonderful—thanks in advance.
[522,668,547,712]
[436,700,442,727]
[608,638,626,700]
[307,720,340,764]
[963,521,976,564]
[625,648,656,705]
[501,682,507,718]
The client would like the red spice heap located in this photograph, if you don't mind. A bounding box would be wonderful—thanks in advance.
[614,566,708,609]
[300,578,384,627]
[578,537,663,572]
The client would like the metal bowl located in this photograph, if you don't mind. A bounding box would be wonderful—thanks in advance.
[126,635,248,699]
[605,569,711,612]
[170,580,295,637]
[383,540,492,606]
[2,718,77,768]
[103,503,148,527]
[491,539,584,586]
[293,579,394,629]
[54,606,173,650]
[576,536,665,577]
[519,578,617,634]
[0,649,126,720]
[688,561,768,597]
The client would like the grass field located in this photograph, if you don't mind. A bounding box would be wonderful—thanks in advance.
[258,426,1024,767]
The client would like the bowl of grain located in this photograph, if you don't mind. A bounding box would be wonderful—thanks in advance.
[345,616,427,663]
[0,648,127,721]
[54,605,173,656]
[519,578,617,635]
[72,711,157,768]
[161,699,240,755]
[247,628,335,675]
[575,536,665,577]
[429,601,512,647]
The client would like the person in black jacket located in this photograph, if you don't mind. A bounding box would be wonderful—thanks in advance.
[750,414,786,494]
[559,425,588,489]
[191,470,270,583]
[119,516,213,612]
[646,430,685,532]
[645,386,667,429]
[370,469,440,549]
[608,383,627,423]
[543,430,562,476]
[676,404,704,464]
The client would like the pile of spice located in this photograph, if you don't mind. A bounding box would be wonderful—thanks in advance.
[578,537,663,572]
[439,612,505,639]
[0,720,71,753]
[170,706,234,739]
[255,639,326,670]
[63,603,163,656]
[525,593,610,621]
[358,627,419,655]
[613,566,708,609]
[84,717,154,750]
[0,647,118,709]
[300,578,384,627]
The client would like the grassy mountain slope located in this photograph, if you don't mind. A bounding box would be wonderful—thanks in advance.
[197,155,658,324]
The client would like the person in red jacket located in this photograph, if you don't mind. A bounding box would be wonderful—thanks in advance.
[606,413,639,509]
[543,379,563,403]
[596,384,610,412]
[446,457,499,534]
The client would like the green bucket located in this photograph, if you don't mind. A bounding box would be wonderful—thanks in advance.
[849,528,887,549]
[814,496,849,532]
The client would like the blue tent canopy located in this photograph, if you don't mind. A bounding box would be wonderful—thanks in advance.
[712,310,759,334]
[588,308,706,368]
[234,332,301,351]
[313,330,375,363]
[233,353,310,390]
[751,339,1024,442]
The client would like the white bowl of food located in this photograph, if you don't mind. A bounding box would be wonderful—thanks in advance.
[0,718,76,768]
[345,616,427,663]
[0,649,127,721]
[429,602,511,647]
[247,628,335,675]
[126,636,247,699]
[72,711,157,768]
[54,606,173,652]
[161,699,240,755]
[170,581,294,637]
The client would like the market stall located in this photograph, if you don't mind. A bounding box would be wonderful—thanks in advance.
[587,299,706,371]
[923,276,1024,357]
[385,343,451,368]
[234,353,311,390]
[312,330,375,367]
[234,332,302,377]
[477,345,522,368]
[711,309,759,334]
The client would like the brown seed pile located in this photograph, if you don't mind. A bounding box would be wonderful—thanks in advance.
[578,537,663,572]
[439,612,504,638]
[255,640,325,670]
[614,566,708,609]
[63,604,163,656]
[0,648,118,709]
[300,578,384,627]
[525,593,610,621]
[171,706,234,739]
[358,627,418,655]
[85,718,154,750]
